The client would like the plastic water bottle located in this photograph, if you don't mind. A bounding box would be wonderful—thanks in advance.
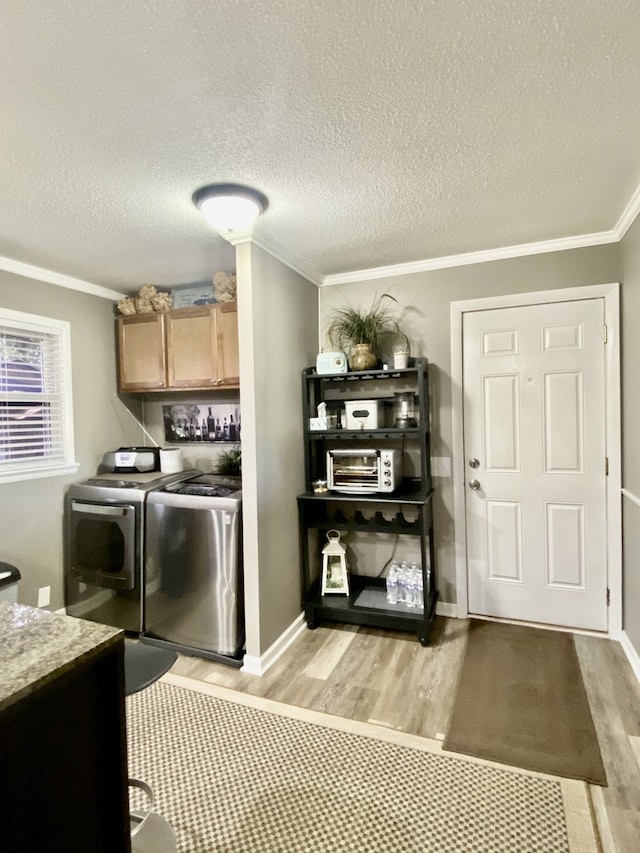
[386,562,399,605]
[405,566,417,608]
[398,566,405,604]
[397,563,408,604]
[413,564,424,610]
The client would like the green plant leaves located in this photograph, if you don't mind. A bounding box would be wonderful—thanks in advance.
[326,292,406,356]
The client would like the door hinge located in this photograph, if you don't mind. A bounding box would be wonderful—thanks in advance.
[605,456,609,476]
[607,588,610,606]
[604,324,608,343]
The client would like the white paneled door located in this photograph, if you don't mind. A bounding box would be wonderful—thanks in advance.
[463,298,608,631]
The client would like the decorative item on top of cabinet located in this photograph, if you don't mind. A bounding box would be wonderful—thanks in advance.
[117,302,239,393]
[171,281,216,308]
[116,283,173,316]
[325,291,410,371]
[213,271,237,302]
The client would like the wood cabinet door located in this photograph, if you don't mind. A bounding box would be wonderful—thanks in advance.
[166,305,218,388]
[216,302,240,384]
[117,302,239,392]
[117,313,166,391]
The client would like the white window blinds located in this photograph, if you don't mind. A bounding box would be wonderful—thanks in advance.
[0,309,76,482]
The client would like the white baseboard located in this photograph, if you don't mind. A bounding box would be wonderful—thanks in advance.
[620,631,640,685]
[241,613,307,676]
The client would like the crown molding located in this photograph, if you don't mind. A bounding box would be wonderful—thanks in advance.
[251,233,323,286]
[0,255,126,300]
[321,228,621,287]
[613,182,640,240]
[219,227,254,246]
[223,228,322,286]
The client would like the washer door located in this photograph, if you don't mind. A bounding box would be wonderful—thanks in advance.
[68,500,136,590]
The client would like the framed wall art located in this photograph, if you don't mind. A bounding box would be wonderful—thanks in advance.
[163,402,240,443]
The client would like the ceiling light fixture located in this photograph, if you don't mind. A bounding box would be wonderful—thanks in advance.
[192,183,269,232]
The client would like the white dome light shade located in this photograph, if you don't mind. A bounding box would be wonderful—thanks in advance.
[192,184,268,232]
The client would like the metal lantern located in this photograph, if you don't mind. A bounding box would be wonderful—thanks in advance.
[321,529,349,595]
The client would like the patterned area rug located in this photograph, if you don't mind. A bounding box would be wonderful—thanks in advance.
[126,674,600,853]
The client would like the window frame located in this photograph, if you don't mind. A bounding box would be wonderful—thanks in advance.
[0,307,78,484]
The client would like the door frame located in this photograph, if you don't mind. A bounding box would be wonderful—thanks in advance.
[450,283,621,638]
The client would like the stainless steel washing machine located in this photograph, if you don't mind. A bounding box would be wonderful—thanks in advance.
[143,474,243,665]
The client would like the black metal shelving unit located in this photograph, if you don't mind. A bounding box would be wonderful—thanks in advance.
[297,358,437,645]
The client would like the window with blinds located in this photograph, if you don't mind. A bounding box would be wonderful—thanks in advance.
[0,309,76,483]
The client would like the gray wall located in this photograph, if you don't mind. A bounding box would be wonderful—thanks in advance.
[236,243,318,657]
[621,214,640,656]
[3,232,636,662]
[0,273,139,609]
[319,244,622,604]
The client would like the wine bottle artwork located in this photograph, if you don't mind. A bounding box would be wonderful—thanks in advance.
[162,403,242,444]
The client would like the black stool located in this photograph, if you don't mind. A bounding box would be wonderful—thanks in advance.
[124,640,177,696]
[125,640,178,852]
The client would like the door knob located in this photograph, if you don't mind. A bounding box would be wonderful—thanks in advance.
[469,458,480,469]
[469,479,481,490]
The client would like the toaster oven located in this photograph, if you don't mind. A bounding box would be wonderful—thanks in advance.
[326,448,401,494]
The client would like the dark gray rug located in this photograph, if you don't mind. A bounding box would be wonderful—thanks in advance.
[443,620,607,785]
[126,675,600,852]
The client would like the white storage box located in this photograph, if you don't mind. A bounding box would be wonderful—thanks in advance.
[344,400,385,430]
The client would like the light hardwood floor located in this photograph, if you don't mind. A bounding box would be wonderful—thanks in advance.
[171,617,640,852]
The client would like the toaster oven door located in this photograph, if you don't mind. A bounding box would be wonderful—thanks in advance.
[329,451,380,493]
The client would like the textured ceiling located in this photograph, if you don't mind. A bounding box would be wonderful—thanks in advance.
[1,0,639,293]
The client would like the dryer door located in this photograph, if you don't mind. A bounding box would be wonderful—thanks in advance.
[67,500,137,590]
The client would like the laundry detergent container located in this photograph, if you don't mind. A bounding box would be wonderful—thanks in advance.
[0,562,21,603]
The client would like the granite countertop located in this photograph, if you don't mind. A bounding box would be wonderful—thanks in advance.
[0,601,122,712]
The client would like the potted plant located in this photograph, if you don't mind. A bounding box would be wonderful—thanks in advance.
[325,292,408,370]
[214,446,241,476]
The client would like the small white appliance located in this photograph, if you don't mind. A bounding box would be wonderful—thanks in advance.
[316,351,348,374]
[99,447,161,474]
